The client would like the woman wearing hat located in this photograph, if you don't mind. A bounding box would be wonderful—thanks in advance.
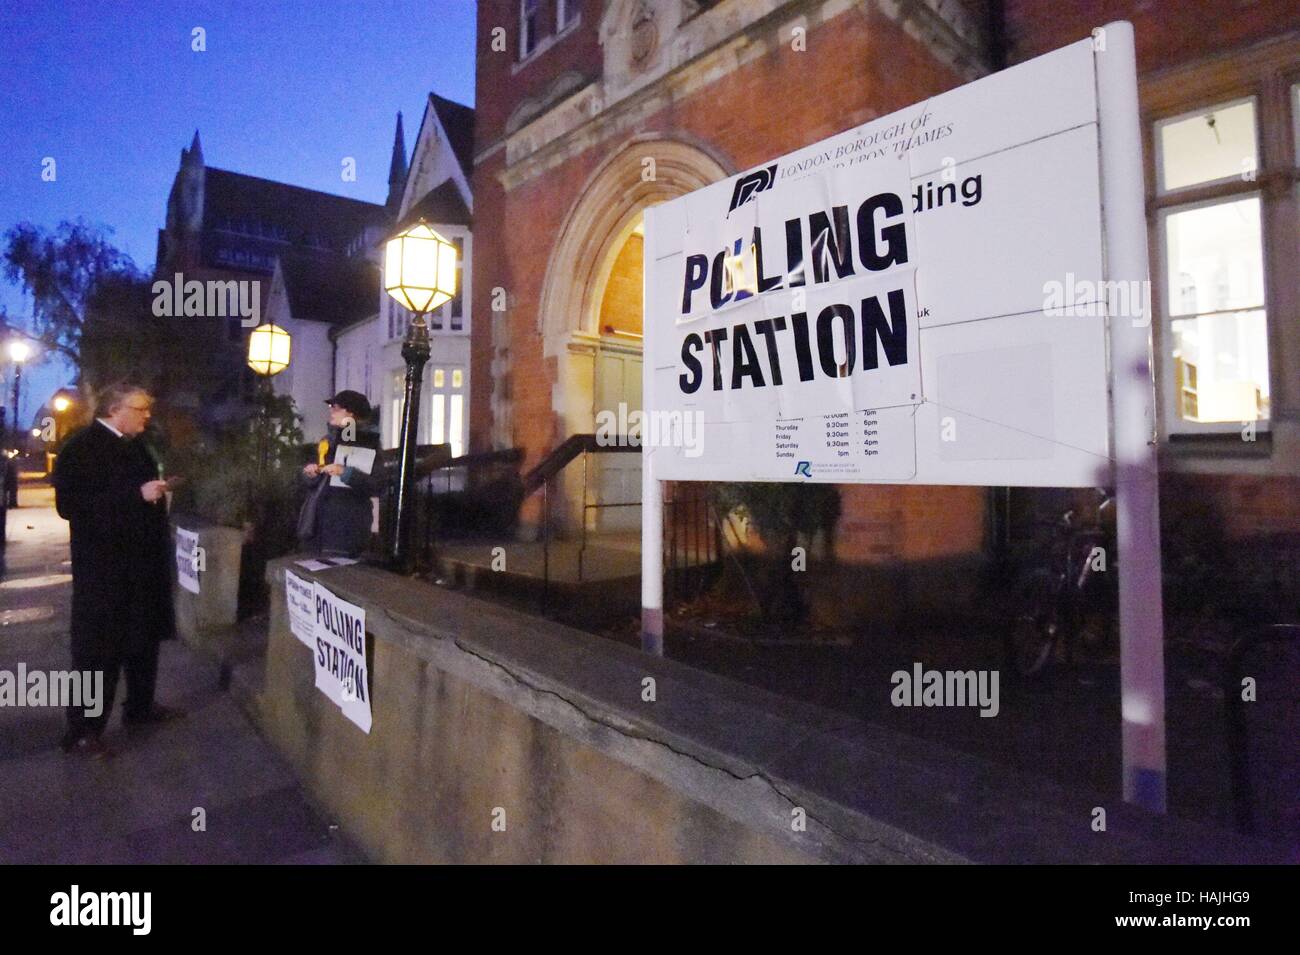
[298,390,386,557]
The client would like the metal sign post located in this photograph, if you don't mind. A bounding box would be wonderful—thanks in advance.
[1097,20,1168,812]
[641,397,665,656]
[640,22,1170,810]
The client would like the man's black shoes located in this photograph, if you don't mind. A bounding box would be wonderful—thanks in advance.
[60,730,112,760]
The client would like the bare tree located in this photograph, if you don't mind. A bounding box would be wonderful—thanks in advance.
[2,219,142,366]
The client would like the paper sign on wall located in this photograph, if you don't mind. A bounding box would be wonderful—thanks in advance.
[310,581,372,733]
[285,570,316,647]
[175,527,201,595]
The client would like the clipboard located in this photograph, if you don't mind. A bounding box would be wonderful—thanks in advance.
[331,446,376,488]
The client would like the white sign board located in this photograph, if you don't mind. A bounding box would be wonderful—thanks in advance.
[175,527,201,595]
[285,570,316,647]
[311,583,372,733]
[644,38,1109,487]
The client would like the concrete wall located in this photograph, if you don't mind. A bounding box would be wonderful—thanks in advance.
[243,558,1285,864]
[172,520,243,657]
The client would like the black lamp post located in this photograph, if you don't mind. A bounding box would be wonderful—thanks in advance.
[384,219,459,573]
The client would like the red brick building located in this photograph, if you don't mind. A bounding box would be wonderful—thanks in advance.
[469,0,1298,582]
[471,0,992,556]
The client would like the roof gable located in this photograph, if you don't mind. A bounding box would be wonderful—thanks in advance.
[392,180,471,236]
[275,252,379,327]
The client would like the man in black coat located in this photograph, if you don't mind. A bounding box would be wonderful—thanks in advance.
[52,384,182,757]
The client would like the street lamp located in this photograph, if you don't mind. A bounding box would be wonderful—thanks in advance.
[53,396,70,413]
[247,323,292,472]
[9,340,30,448]
[246,323,291,376]
[384,219,458,572]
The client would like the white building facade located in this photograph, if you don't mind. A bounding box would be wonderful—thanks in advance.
[334,93,475,455]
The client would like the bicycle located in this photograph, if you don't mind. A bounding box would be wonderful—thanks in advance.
[1005,489,1117,680]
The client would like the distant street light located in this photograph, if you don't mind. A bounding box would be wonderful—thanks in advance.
[384,219,459,572]
[8,340,30,448]
[53,396,70,412]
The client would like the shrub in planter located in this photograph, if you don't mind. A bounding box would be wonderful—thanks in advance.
[169,394,305,617]
[713,482,842,626]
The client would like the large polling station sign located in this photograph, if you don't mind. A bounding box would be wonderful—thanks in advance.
[645,38,1112,487]
[287,575,372,734]
[642,25,1168,811]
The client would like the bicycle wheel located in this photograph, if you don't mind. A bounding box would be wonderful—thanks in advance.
[1006,569,1061,679]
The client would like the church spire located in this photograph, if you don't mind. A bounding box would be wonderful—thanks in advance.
[387,112,407,212]
[185,129,204,166]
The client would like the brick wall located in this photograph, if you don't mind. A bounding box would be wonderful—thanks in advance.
[1003,0,1300,72]
[471,2,993,557]
[474,0,605,146]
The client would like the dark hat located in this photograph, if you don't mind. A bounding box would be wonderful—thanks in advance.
[325,389,371,420]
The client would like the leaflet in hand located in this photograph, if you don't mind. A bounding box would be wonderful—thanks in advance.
[331,446,376,488]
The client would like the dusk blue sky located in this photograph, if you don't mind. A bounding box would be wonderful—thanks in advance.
[0,0,477,423]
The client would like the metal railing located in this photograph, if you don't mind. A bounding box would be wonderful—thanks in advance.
[378,435,723,617]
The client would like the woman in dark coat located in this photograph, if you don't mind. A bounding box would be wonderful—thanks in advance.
[299,390,386,557]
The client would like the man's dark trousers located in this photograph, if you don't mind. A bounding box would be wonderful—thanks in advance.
[66,645,160,735]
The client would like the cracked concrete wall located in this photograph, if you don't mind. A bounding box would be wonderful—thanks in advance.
[254,560,839,863]
[247,560,1284,864]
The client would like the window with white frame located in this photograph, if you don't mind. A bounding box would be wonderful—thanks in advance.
[520,0,540,59]
[387,296,412,341]
[388,370,405,449]
[1154,97,1270,432]
[428,235,466,333]
[427,365,465,458]
[556,0,577,31]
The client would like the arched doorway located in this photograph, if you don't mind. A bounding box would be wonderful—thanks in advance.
[536,136,730,534]
[591,216,645,531]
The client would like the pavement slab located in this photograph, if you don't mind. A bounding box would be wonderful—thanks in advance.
[0,484,363,864]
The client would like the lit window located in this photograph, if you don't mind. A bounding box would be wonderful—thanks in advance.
[430,393,446,446]
[449,393,464,458]
[1153,96,1275,435]
[452,368,463,389]
[1157,98,1257,193]
[1162,197,1269,426]
[433,368,445,388]
[520,0,540,59]
[389,371,405,448]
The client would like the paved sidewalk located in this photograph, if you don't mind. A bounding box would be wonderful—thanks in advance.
[0,483,362,864]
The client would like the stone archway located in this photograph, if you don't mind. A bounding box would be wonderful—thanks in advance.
[535,135,731,534]
[538,135,730,357]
